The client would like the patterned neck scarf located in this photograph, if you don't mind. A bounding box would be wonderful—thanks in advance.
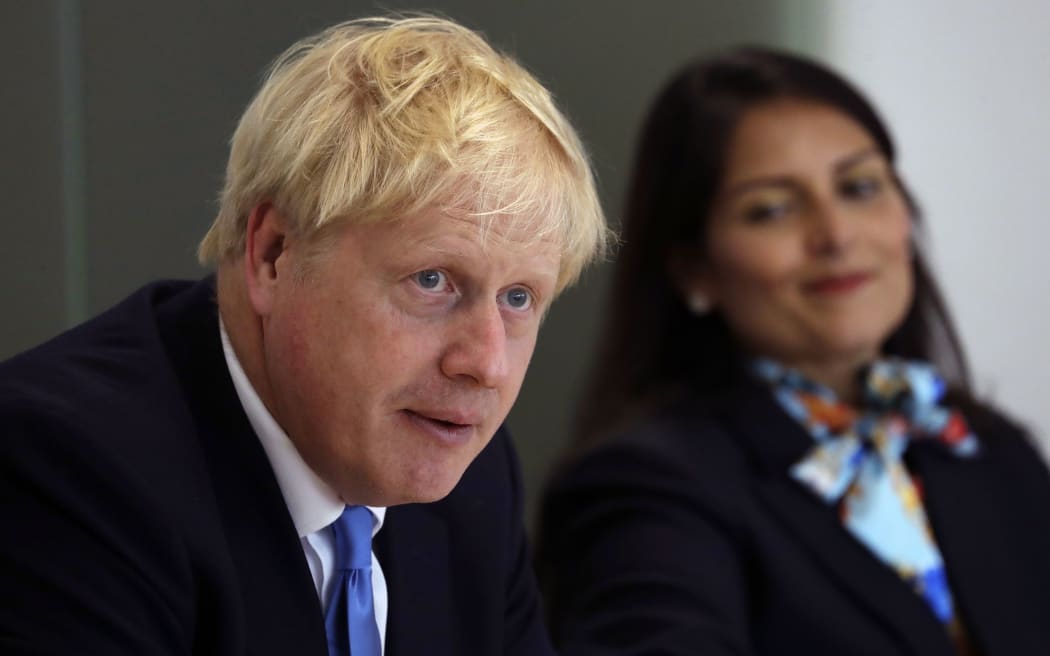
[752,358,979,625]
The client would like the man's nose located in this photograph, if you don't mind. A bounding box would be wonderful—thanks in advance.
[440,299,510,389]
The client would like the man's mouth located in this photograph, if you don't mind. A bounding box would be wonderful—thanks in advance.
[400,409,478,445]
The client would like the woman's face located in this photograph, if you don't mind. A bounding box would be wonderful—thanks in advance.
[684,99,914,376]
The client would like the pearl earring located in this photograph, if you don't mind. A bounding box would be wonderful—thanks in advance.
[687,293,711,315]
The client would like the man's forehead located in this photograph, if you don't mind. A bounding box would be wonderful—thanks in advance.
[398,206,562,256]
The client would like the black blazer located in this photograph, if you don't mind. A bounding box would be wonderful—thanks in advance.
[0,278,554,656]
[539,381,1050,655]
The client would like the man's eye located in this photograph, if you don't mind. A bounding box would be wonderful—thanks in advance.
[414,270,448,291]
[501,287,533,311]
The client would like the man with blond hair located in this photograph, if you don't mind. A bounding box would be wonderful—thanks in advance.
[0,16,606,655]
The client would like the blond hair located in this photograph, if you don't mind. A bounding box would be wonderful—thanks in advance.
[198,15,608,292]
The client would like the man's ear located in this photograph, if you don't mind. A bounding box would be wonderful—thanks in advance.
[244,202,290,317]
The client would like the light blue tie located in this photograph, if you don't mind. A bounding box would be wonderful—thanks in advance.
[324,506,381,656]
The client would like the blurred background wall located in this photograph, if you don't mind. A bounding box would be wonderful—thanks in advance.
[2,1,1044,527]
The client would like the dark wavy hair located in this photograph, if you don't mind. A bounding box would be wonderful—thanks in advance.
[574,47,974,446]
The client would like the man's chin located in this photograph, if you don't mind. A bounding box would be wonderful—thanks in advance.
[386,468,468,506]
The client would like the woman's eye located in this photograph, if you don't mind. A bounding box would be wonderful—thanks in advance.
[413,269,449,291]
[500,286,533,311]
[840,176,883,200]
[742,202,791,224]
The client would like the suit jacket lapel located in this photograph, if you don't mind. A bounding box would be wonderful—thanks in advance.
[155,279,328,656]
[720,381,957,656]
[911,437,1049,655]
[374,503,454,656]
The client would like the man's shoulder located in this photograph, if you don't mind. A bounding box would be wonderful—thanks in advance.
[0,277,232,580]
[1,279,201,397]
[0,278,211,466]
[0,277,247,654]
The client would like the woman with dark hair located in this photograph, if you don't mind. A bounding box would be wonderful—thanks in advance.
[538,48,1050,656]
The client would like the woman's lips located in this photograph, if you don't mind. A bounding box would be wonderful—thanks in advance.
[804,272,871,295]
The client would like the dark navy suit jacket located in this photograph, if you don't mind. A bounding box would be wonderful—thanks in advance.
[0,278,554,655]
[539,381,1050,655]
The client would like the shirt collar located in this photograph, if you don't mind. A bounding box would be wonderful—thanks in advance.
[219,319,386,538]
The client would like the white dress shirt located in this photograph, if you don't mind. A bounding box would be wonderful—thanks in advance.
[220,321,388,653]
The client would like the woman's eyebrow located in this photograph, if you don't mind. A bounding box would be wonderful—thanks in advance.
[833,147,882,173]
[721,176,795,199]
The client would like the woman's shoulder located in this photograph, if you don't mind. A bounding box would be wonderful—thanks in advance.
[948,393,1050,483]
[552,391,758,496]
[952,393,1040,451]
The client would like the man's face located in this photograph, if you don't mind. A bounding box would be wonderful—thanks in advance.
[254,206,559,506]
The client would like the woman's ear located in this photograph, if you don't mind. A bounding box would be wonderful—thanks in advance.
[668,246,717,315]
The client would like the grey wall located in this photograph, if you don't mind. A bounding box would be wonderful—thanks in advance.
[2,1,67,354]
[1,1,824,527]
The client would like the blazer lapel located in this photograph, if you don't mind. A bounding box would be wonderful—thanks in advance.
[721,382,957,656]
[374,503,454,656]
[155,279,328,656]
[911,436,1050,654]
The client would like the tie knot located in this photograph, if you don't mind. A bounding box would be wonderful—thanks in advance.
[331,505,373,571]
